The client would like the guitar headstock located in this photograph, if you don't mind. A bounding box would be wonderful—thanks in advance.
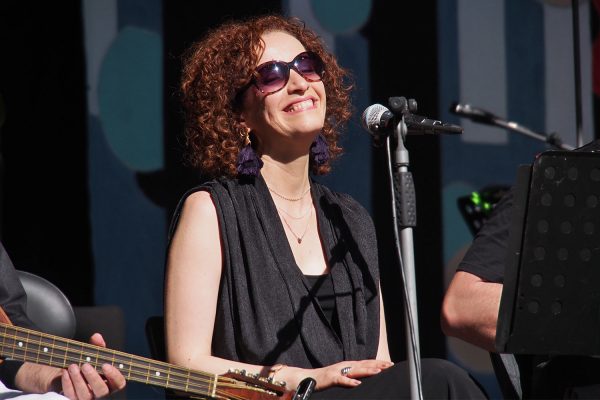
[216,369,291,399]
[222,369,287,395]
[220,370,316,400]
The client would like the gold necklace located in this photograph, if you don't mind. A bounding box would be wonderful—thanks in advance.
[268,185,311,202]
[280,206,313,244]
[276,204,311,220]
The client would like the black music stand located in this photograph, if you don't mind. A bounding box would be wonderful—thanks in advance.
[497,149,600,355]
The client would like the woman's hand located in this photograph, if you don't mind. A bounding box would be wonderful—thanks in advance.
[279,359,394,391]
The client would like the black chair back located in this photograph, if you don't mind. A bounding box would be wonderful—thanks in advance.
[17,270,76,338]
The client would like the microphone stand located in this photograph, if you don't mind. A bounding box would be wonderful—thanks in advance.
[571,0,584,148]
[487,116,574,151]
[452,104,574,150]
[385,97,423,400]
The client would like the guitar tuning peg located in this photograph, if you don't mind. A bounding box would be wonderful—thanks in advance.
[275,380,286,387]
[267,377,274,383]
[259,377,268,382]
[240,369,247,375]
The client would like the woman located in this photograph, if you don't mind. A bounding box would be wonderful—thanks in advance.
[165,14,485,399]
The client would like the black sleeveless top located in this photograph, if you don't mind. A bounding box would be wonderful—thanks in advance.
[305,274,339,336]
[168,175,381,368]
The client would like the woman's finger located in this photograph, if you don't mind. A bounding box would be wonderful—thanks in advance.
[352,359,394,369]
[343,366,383,378]
[333,373,362,387]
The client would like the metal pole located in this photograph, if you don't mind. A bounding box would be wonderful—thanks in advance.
[389,119,422,400]
[572,0,584,147]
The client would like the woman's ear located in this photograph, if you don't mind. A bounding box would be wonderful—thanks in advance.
[239,116,250,133]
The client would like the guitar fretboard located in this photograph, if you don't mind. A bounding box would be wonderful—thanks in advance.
[0,322,219,397]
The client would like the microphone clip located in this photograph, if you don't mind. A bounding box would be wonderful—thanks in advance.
[370,97,417,144]
[389,96,419,117]
[390,97,463,137]
[361,97,463,145]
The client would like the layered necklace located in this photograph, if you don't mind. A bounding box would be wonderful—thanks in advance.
[279,206,313,244]
[268,185,311,202]
[268,185,313,244]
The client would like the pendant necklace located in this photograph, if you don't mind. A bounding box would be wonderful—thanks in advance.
[279,206,313,244]
[276,204,311,220]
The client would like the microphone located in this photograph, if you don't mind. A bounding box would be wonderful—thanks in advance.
[450,103,500,125]
[362,104,463,136]
[361,104,395,134]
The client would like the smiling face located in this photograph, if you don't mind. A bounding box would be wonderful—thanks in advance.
[239,31,327,156]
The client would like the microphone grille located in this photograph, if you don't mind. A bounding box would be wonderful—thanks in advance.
[361,104,389,133]
[452,103,469,115]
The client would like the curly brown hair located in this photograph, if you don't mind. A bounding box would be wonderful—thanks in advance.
[180,14,353,178]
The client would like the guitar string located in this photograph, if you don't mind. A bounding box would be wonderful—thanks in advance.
[0,338,221,392]
[2,343,212,386]
[1,336,281,399]
[5,347,212,393]
[1,326,283,398]
[0,327,215,378]
[5,344,263,400]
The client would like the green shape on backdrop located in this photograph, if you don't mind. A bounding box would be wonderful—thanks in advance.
[98,26,163,172]
[310,0,372,34]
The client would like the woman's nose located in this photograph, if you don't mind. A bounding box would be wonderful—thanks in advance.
[286,69,310,93]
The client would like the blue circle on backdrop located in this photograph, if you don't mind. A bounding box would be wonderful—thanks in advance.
[310,0,372,34]
[98,26,163,172]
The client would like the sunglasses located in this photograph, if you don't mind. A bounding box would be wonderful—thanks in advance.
[250,51,325,95]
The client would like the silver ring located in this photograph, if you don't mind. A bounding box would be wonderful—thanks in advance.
[340,366,352,376]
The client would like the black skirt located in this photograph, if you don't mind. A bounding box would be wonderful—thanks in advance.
[312,359,487,400]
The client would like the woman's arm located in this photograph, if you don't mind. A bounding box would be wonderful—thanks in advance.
[376,285,392,362]
[165,191,392,391]
[165,191,248,373]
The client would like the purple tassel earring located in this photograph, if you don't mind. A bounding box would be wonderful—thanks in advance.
[310,133,329,167]
[236,132,263,176]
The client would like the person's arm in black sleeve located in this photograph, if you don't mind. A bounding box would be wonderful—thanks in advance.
[441,189,514,352]
[0,242,36,329]
[0,241,37,389]
[0,242,126,396]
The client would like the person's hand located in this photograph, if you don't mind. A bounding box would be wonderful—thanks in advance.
[279,359,394,391]
[59,333,126,399]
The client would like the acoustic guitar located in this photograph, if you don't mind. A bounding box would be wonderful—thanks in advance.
[0,321,315,400]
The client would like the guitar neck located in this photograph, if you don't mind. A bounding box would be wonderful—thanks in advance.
[0,322,219,397]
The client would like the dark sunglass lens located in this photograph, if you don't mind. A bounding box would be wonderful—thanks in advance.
[295,53,323,80]
[253,52,323,94]
[256,63,287,93]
